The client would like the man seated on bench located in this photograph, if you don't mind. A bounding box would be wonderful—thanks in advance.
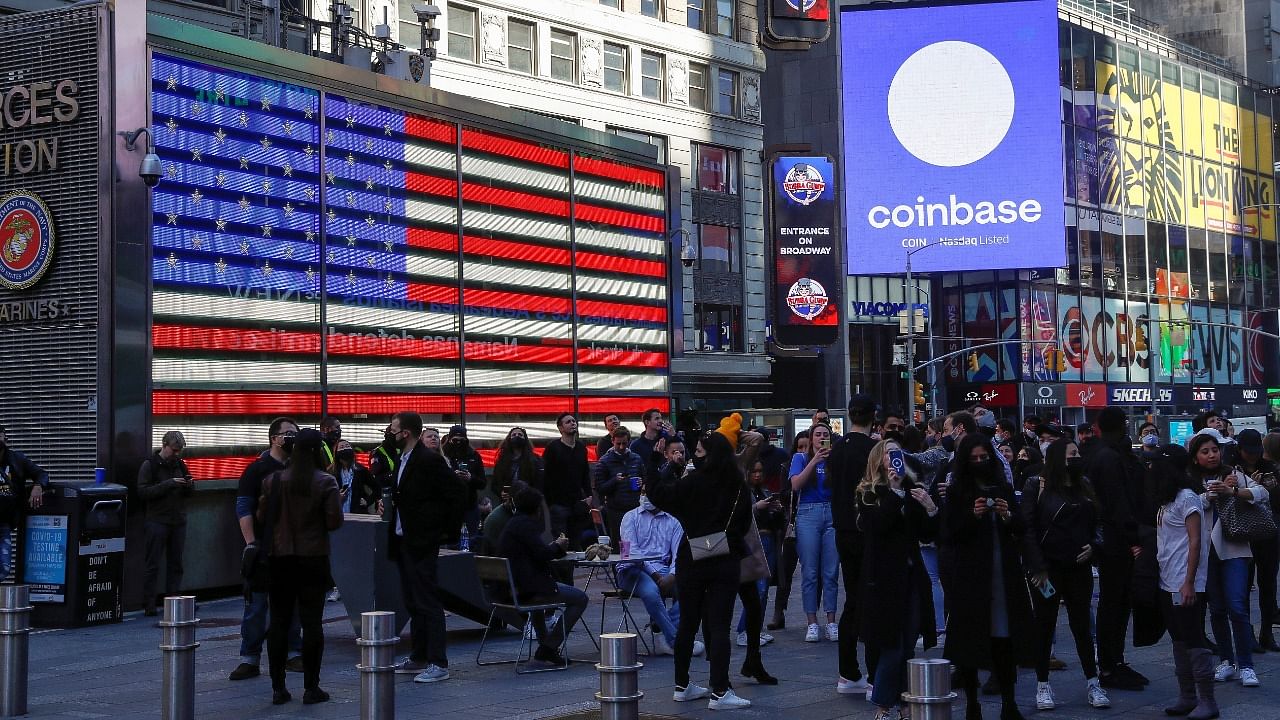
[616,453,705,657]
[499,486,588,665]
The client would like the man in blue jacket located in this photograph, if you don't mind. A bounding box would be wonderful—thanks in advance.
[594,427,645,543]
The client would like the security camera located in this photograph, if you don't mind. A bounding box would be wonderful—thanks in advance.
[139,151,163,188]
[411,3,441,21]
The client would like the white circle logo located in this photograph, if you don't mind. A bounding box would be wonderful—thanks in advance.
[887,41,1015,167]
[786,278,828,320]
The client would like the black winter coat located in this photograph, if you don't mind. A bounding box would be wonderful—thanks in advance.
[940,479,1036,669]
[1019,475,1100,573]
[498,511,566,601]
[390,445,467,557]
[856,482,938,650]
[1085,435,1144,556]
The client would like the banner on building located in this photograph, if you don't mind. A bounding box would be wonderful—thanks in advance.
[839,0,1065,273]
[771,155,840,346]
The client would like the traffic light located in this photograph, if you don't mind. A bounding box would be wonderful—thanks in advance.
[967,353,979,373]
[1054,350,1067,373]
[914,381,926,406]
[1134,325,1148,352]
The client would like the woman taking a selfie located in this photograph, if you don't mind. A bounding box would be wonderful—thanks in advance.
[1188,432,1269,688]
[1020,438,1109,710]
[941,433,1034,720]
[789,422,839,643]
[857,439,939,720]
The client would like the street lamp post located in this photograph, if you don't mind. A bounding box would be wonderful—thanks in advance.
[903,243,949,423]
[904,282,938,419]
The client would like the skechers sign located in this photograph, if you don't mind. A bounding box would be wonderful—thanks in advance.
[839,0,1065,274]
[773,156,840,346]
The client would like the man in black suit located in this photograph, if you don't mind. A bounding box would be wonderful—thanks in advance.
[387,411,465,684]
[498,486,587,665]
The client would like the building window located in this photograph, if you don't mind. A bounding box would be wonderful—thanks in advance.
[687,0,734,36]
[550,29,577,83]
[641,0,661,17]
[603,42,628,94]
[447,5,477,62]
[606,127,668,163]
[695,303,743,352]
[697,224,738,273]
[688,62,709,111]
[641,51,664,101]
[716,68,738,116]
[695,144,738,194]
[600,0,621,7]
[507,19,535,75]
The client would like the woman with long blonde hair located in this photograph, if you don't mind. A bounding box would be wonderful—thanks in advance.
[856,439,939,720]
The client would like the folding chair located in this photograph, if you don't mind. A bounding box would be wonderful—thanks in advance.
[599,585,655,656]
[474,555,570,673]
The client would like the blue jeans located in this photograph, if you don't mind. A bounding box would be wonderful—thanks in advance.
[0,523,11,580]
[920,544,945,630]
[1207,553,1254,669]
[871,587,921,708]
[737,534,776,633]
[240,591,302,664]
[617,565,680,643]
[796,502,839,615]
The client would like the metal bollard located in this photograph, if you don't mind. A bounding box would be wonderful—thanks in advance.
[901,658,957,720]
[158,596,199,720]
[596,632,643,720]
[0,585,31,719]
[357,611,398,720]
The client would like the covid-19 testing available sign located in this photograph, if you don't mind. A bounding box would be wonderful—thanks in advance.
[840,0,1065,274]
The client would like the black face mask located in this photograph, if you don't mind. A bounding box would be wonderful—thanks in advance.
[692,455,707,470]
[281,436,296,456]
[393,431,409,451]
[970,458,993,475]
[941,435,956,453]
[509,436,527,449]
[1015,458,1030,471]
[1065,456,1085,478]
[337,449,356,464]
[383,432,397,446]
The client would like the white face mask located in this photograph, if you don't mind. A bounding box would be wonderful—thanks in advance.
[639,495,656,513]
[1040,441,1052,456]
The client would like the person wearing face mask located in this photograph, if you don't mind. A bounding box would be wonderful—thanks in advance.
[1013,445,1044,488]
[318,417,342,467]
[1190,431,1268,689]
[1084,407,1150,691]
[328,440,378,515]
[138,430,195,617]
[231,417,302,681]
[940,433,1034,720]
[369,424,400,498]
[1138,423,1161,459]
[1021,438,1110,711]
[442,425,487,540]
[994,418,1021,452]
[617,456,703,659]
[492,427,544,496]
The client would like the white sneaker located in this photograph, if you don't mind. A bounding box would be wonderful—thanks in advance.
[674,683,710,701]
[1087,682,1111,708]
[805,623,821,642]
[1214,660,1238,682]
[693,640,706,657]
[736,631,748,647]
[760,632,774,645]
[838,676,870,694]
[1240,667,1260,687]
[654,635,675,656]
[326,589,341,603]
[866,684,875,702]
[1036,682,1055,710]
[826,622,839,642]
[709,688,752,710]
[412,664,450,683]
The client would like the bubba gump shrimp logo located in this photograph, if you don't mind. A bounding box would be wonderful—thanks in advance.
[0,192,54,290]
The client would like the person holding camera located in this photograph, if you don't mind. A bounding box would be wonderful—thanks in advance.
[138,430,195,617]
[940,433,1034,720]
[442,425,486,539]
[856,438,939,720]
[790,421,839,643]
[1020,438,1109,711]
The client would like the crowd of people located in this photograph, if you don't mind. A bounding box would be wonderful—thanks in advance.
[1,397,1262,712]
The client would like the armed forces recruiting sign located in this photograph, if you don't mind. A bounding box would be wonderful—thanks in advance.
[773,156,839,346]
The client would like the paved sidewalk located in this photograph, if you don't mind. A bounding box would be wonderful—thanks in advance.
[18,575,1280,719]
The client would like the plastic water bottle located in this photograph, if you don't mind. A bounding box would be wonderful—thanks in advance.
[459,524,470,552]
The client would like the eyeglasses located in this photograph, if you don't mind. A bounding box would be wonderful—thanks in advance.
[274,430,297,439]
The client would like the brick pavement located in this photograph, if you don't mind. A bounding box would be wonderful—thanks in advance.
[17,574,1280,719]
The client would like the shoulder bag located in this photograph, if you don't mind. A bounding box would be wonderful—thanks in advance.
[688,483,744,562]
[1217,477,1278,542]
[739,516,770,583]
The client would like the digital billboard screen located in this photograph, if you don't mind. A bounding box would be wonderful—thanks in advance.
[772,156,840,346]
[839,0,1065,274]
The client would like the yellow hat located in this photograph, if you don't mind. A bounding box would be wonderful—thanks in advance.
[714,413,744,451]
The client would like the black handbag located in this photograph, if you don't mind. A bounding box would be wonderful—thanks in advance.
[1217,490,1278,542]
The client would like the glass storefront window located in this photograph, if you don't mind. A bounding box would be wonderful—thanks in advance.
[1244,236,1263,304]
[1147,221,1168,295]
[1169,224,1189,281]
[1161,61,1183,153]
[1188,227,1208,299]
[1228,235,1245,304]
[1102,228,1123,293]
[1207,232,1227,302]
[1061,225,1080,285]
[1060,21,1072,123]
[1072,27,1095,129]
[1264,241,1279,307]
[1124,219,1146,296]
[1079,228,1101,288]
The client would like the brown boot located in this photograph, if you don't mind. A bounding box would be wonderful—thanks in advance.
[1164,642,1197,716]
[1188,648,1220,720]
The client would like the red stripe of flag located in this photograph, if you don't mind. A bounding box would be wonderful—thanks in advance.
[406,227,459,252]
[404,115,457,145]
[576,250,665,278]
[463,236,571,266]
[574,155,665,189]
[458,127,570,169]
[577,396,670,414]
[152,389,465,416]
[405,283,460,304]
[576,202,664,233]
[577,300,666,324]
[577,347,668,368]
[461,288,571,315]
[185,455,257,481]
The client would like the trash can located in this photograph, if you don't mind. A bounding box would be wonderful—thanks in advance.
[21,481,128,628]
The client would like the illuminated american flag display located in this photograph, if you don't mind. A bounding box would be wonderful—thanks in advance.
[149,54,671,477]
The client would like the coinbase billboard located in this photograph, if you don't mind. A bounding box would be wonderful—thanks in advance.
[840,0,1065,274]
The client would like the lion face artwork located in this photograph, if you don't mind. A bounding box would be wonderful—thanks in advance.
[1097,66,1184,224]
